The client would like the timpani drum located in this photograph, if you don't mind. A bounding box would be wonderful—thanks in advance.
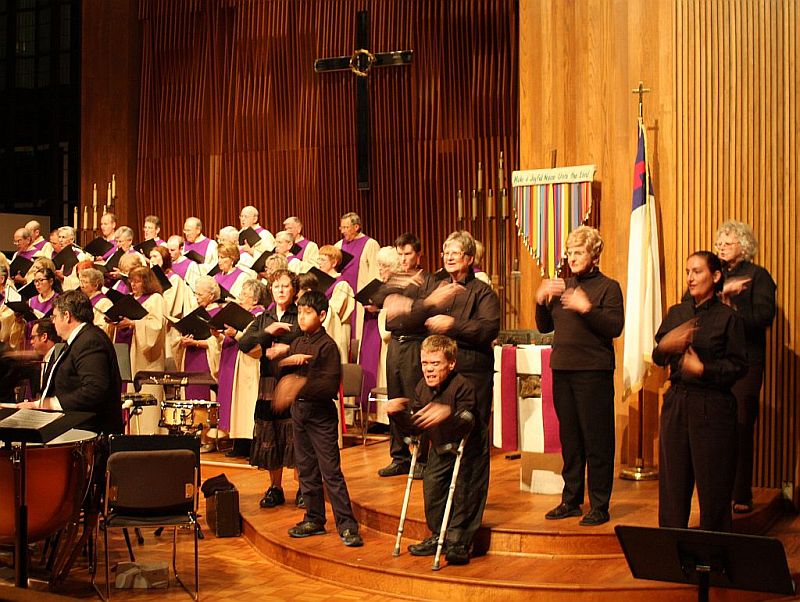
[0,429,97,545]
[159,400,219,432]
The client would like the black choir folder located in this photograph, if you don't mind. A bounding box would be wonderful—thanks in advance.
[83,236,115,258]
[52,246,80,274]
[6,301,41,323]
[0,408,93,443]
[9,255,33,278]
[105,294,148,322]
[208,302,254,332]
[133,238,157,258]
[169,306,212,340]
[238,227,261,247]
[355,278,382,306]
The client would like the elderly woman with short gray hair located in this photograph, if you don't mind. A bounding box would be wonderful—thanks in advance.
[714,220,776,514]
[535,225,624,527]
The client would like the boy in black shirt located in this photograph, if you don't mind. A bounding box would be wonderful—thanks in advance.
[278,290,363,547]
[388,335,475,565]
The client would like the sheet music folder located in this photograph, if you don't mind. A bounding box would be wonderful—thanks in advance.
[0,408,94,443]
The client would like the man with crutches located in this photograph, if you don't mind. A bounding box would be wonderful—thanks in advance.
[388,335,476,567]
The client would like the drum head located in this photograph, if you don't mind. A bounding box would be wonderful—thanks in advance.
[43,429,97,446]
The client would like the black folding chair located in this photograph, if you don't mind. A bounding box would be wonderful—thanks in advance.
[93,434,200,600]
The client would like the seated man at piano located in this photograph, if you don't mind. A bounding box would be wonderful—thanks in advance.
[17,290,123,435]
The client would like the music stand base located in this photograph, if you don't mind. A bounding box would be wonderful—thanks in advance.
[619,465,658,481]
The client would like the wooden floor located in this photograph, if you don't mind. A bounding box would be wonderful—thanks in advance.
[2,439,800,601]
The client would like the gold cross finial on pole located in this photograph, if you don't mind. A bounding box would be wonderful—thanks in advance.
[632,81,651,119]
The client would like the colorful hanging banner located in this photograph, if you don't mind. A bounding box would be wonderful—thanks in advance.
[512,165,596,276]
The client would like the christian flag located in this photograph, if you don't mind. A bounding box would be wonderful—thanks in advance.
[622,119,662,397]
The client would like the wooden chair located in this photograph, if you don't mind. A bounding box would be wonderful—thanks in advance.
[340,363,365,444]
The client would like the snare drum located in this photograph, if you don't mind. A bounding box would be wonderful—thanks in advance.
[159,400,219,431]
[0,429,96,545]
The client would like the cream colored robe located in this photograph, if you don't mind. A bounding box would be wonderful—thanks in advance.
[323,277,355,364]
[128,293,167,434]
[335,234,380,343]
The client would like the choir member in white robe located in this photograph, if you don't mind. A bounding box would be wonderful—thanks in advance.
[334,212,380,343]
[317,245,354,363]
[283,216,319,268]
[171,276,220,402]
[167,235,201,309]
[79,267,114,339]
[115,266,167,434]
[214,241,250,301]
[183,217,219,275]
[239,205,275,254]
[207,278,266,457]
[149,245,188,368]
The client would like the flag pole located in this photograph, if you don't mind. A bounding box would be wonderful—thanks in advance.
[620,81,658,482]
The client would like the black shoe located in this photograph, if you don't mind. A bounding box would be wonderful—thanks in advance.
[408,535,441,557]
[340,529,363,547]
[579,508,610,526]
[288,521,326,538]
[259,486,285,508]
[295,490,305,509]
[445,543,470,565]
[545,503,582,520]
[378,461,410,477]
[413,463,426,480]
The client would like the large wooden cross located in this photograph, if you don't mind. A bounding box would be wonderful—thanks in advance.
[314,10,413,191]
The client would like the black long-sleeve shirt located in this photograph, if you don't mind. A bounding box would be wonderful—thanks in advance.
[652,296,747,391]
[282,327,341,403]
[723,260,776,364]
[237,304,301,377]
[535,269,624,371]
[403,269,500,352]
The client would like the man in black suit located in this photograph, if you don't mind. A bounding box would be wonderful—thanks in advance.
[20,290,123,435]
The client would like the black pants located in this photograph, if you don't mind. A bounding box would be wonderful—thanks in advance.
[292,399,358,533]
[424,347,493,547]
[732,363,764,504]
[386,337,428,465]
[658,384,737,531]
[552,370,615,512]
[422,419,487,545]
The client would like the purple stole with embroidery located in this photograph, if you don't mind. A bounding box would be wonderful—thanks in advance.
[172,258,192,280]
[216,305,264,431]
[17,248,38,260]
[113,279,130,296]
[289,238,310,262]
[90,292,109,308]
[27,294,58,340]
[184,237,211,263]
[339,235,370,294]
[324,274,344,299]
[214,268,243,294]
[184,305,220,400]
[32,238,47,252]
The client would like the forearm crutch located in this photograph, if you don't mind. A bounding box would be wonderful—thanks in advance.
[393,437,420,556]
[432,436,467,571]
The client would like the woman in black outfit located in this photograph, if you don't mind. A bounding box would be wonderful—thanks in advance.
[238,269,303,509]
[535,226,624,527]
[714,220,776,514]
[654,251,747,531]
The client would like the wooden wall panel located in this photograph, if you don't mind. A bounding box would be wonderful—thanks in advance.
[81,0,142,231]
[127,0,518,276]
[519,0,799,492]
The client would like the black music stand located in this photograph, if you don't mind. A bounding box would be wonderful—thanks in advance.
[615,525,796,602]
[0,408,93,588]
